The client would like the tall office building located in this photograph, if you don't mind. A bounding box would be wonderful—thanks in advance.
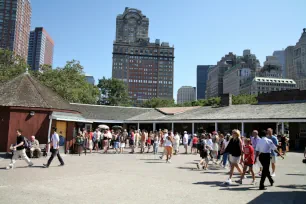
[293,29,306,90]
[196,65,212,100]
[112,8,174,105]
[273,50,285,77]
[0,0,31,60]
[177,86,196,104]
[206,52,236,98]
[285,46,294,79]
[27,27,54,71]
[85,75,95,85]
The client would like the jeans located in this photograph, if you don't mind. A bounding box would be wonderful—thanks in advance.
[153,143,158,154]
[47,148,64,167]
[222,152,229,166]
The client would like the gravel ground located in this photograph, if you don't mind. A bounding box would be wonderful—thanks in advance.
[0,147,305,204]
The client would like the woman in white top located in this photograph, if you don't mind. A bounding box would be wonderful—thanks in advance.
[173,132,180,155]
[164,135,173,163]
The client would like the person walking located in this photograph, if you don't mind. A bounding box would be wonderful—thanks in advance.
[183,131,189,154]
[173,132,180,155]
[129,130,135,154]
[88,129,93,153]
[196,134,209,170]
[43,127,64,168]
[220,134,231,169]
[93,128,101,152]
[224,129,244,185]
[153,132,160,154]
[164,134,173,163]
[191,134,198,154]
[251,130,262,175]
[6,129,33,169]
[235,138,256,185]
[267,128,278,177]
[255,133,284,190]
[160,129,169,159]
[120,131,126,154]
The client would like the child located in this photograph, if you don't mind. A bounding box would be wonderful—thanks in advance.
[196,135,209,170]
[191,134,198,154]
[153,133,160,154]
[235,138,256,185]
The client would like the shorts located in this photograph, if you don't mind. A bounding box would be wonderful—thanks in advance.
[271,156,277,163]
[192,144,197,148]
[200,150,208,159]
[244,163,253,167]
[165,146,173,155]
[129,140,134,146]
[102,140,109,148]
[113,142,119,149]
[120,143,125,148]
[229,154,240,164]
[183,144,188,149]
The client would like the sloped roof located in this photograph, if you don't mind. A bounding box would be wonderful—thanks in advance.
[156,103,306,121]
[0,73,74,111]
[156,107,201,115]
[70,103,161,121]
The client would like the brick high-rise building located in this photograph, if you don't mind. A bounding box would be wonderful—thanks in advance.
[27,27,54,71]
[112,8,174,105]
[0,0,31,60]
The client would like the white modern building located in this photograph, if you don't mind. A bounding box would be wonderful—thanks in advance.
[250,77,297,96]
[177,86,196,104]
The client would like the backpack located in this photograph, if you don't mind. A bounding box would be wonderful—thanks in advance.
[23,137,31,149]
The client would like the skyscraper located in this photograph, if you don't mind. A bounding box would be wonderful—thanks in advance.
[27,27,54,71]
[196,65,212,100]
[273,50,285,77]
[285,46,294,79]
[293,29,306,90]
[112,8,174,105]
[177,86,196,104]
[0,0,31,60]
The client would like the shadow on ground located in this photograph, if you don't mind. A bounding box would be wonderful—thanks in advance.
[286,173,306,176]
[277,184,306,190]
[247,191,306,204]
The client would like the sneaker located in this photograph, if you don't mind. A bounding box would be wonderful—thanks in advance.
[196,164,200,169]
[168,159,171,163]
[251,180,257,185]
[225,179,232,185]
[28,162,34,167]
[271,173,276,177]
[6,164,13,170]
[243,175,247,179]
[235,179,242,184]
[159,156,163,160]
[43,164,49,168]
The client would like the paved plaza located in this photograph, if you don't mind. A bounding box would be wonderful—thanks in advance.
[0,147,305,204]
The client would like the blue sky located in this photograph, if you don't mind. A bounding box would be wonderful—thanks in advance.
[31,0,306,98]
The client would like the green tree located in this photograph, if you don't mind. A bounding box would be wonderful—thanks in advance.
[32,60,100,104]
[97,77,131,106]
[232,94,257,105]
[142,98,175,108]
[0,49,27,83]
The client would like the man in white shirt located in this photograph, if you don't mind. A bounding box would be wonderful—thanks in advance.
[43,127,65,168]
[255,135,283,190]
[183,131,189,154]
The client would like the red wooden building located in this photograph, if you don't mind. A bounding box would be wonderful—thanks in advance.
[0,72,89,152]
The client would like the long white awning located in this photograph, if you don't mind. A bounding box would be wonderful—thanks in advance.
[52,112,93,123]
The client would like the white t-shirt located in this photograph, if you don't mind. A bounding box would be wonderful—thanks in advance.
[183,134,188,145]
[163,133,168,146]
[52,132,60,149]
[206,139,213,150]
[164,137,172,147]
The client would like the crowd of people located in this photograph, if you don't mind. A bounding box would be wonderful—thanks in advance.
[6,126,292,190]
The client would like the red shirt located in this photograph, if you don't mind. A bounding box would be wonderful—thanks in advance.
[192,137,198,144]
[243,145,254,165]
